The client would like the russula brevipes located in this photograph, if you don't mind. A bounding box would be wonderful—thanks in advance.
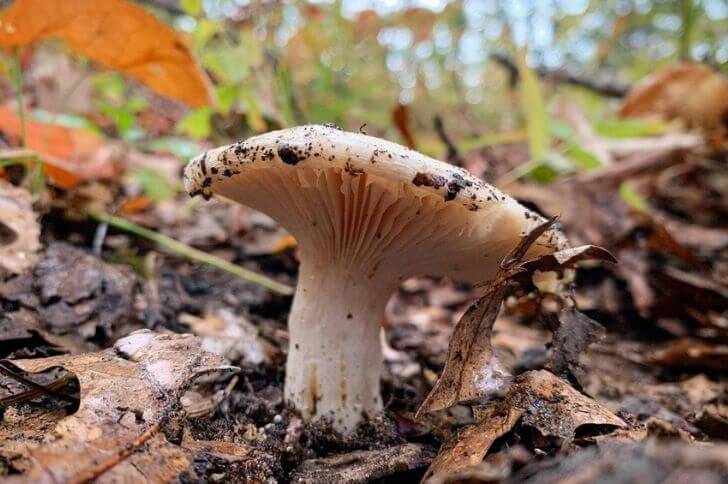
[184,124,567,433]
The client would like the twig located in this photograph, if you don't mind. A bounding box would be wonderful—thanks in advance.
[575,148,687,184]
[89,212,294,296]
[0,361,79,405]
[491,52,631,98]
[433,116,464,166]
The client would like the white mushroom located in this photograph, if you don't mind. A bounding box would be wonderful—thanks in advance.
[184,124,567,433]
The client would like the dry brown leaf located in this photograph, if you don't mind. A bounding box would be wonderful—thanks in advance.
[423,369,625,481]
[179,308,278,366]
[545,309,605,383]
[416,218,559,416]
[0,180,40,274]
[423,404,524,482]
[392,103,416,149]
[509,370,626,441]
[0,242,143,343]
[0,330,236,482]
[0,0,213,107]
[418,219,615,416]
[619,62,728,140]
[646,339,728,371]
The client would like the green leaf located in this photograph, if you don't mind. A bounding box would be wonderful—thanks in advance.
[564,145,603,170]
[595,119,670,138]
[143,137,204,159]
[100,103,140,139]
[177,106,213,140]
[619,182,649,212]
[128,168,178,201]
[549,119,575,141]
[516,48,550,162]
[527,163,559,183]
[202,43,250,83]
[215,84,238,114]
[180,0,201,16]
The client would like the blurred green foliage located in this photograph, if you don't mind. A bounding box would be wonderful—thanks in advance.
[3,0,726,182]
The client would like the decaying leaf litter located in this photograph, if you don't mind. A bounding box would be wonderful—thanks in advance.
[0,0,727,482]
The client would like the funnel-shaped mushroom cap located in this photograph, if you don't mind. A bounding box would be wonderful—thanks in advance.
[185,124,566,282]
[185,125,567,433]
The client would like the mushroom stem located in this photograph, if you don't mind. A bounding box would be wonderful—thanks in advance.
[286,258,396,433]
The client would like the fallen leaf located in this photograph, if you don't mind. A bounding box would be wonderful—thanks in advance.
[0,242,143,343]
[392,103,416,149]
[179,308,278,366]
[0,330,236,482]
[423,369,625,480]
[619,62,728,142]
[423,404,524,481]
[511,439,728,484]
[0,107,116,188]
[0,0,213,107]
[0,180,40,274]
[646,339,728,371]
[544,309,605,384]
[416,219,559,416]
[418,219,614,416]
[509,370,626,442]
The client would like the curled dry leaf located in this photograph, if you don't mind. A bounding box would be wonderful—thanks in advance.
[545,308,606,383]
[0,330,236,483]
[0,243,143,343]
[423,370,626,481]
[416,218,558,416]
[509,370,625,441]
[423,404,524,482]
[0,0,213,107]
[417,218,615,416]
[0,180,40,275]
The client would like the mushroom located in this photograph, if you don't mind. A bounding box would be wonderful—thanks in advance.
[184,124,567,433]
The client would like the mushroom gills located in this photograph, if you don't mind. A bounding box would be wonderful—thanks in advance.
[209,166,549,433]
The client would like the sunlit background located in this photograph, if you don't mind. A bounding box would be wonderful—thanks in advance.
[159,0,728,147]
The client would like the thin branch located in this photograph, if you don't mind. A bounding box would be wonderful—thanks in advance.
[433,115,465,166]
[491,52,631,98]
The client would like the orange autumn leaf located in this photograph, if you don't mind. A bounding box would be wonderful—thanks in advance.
[0,0,213,107]
[119,195,153,214]
[0,106,117,188]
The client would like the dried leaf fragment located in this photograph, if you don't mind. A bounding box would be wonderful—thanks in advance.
[509,370,625,442]
[0,180,40,274]
[418,218,592,416]
[0,0,213,107]
[423,404,524,482]
[545,309,606,383]
[0,330,236,483]
[619,62,728,136]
